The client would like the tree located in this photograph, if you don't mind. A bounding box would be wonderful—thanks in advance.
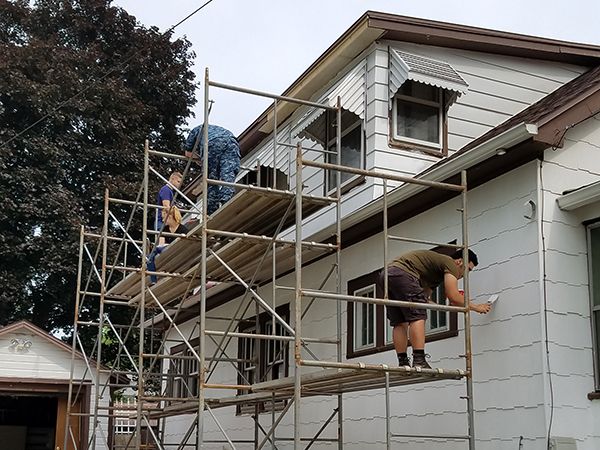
[0,0,197,333]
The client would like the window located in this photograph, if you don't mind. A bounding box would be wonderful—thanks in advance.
[167,347,199,401]
[325,110,364,192]
[392,80,444,151]
[353,285,376,351]
[347,261,458,359]
[237,305,290,414]
[588,224,600,389]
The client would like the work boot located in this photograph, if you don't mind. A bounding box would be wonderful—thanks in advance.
[412,353,432,370]
[397,355,411,367]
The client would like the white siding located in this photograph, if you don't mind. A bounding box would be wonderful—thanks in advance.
[0,329,110,450]
[165,162,578,449]
[538,116,600,450]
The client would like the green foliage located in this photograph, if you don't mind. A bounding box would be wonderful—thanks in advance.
[0,0,197,333]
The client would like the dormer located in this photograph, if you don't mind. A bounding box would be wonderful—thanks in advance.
[388,50,468,155]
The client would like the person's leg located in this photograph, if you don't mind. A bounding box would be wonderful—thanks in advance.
[409,319,431,369]
[217,141,241,207]
[147,246,165,284]
[408,319,425,349]
[206,145,221,215]
[392,323,409,353]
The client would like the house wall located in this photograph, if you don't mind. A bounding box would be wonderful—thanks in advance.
[0,328,110,450]
[163,161,565,449]
[538,116,600,449]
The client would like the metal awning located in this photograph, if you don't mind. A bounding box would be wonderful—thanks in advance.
[389,49,468,106]
[291,61,366,140]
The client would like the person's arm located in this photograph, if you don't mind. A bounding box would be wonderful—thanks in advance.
[443,273,491,314]
[184,127,201,161]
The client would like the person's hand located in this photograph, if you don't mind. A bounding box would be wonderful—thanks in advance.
[471,302,491,314]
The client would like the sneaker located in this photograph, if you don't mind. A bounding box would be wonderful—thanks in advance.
[398,355,411,367]
[412,353,432,370]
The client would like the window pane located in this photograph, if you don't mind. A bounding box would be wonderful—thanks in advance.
[354,286,375,349]
[426,285,448,334]
[328,125,362,190]
[396,100,440,144]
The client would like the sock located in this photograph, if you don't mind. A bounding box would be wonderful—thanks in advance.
[413,349,425,355]
[397,352,408,360]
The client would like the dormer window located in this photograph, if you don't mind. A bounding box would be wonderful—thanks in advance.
[392,81,443,149]
[389,49,468,156]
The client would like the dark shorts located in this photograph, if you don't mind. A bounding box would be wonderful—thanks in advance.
[377,267,428,326]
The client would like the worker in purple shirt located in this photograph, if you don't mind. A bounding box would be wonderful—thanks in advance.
[156,171,182,243]
[183,124,241,215]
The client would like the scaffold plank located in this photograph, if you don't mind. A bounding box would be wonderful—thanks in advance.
[107,188,330,300]
[150,366,465,418]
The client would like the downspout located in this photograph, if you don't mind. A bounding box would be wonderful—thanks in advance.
[536,155,553,449]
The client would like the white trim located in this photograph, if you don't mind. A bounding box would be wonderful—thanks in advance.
[392,89,443,149]
[353,284,377,351]
[586,224,600,389]
[557,181,600,211]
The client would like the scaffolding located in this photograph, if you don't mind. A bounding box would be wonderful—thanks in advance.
[65,68,477,450]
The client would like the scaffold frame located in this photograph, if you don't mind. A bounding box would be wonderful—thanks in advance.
[65,68,476,450]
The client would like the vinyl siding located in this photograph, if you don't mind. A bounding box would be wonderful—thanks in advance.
[164,162,568,449]
[537,116,600,450]
[0,329,110,450]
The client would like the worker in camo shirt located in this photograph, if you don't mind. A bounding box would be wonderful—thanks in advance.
[183,124,241,215]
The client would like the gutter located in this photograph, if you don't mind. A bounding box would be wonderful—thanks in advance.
[556,181,600,211]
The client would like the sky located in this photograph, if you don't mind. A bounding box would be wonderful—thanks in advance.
[113,0,600,136]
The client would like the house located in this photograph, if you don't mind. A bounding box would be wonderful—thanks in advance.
[0,320,112,450]
[142,11,600,450]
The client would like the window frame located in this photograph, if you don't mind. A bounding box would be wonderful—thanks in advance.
[587,223,600,390]
[389,81,449,157]
[352,284,377,351]
[166,347,198,402]
[237,304,290,415]
[324,110,366,196]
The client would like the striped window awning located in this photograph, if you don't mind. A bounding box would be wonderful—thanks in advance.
[389,49,468,106]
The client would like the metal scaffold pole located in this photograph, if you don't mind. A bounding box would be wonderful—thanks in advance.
[197,67,211,448]
[137,141,150,449]
[90,189,110,449]
[294,141,303,449]
[335,97,344,450]
[461,169,476,450]
[63,226,85,450]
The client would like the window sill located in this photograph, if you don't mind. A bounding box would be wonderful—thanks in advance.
[587,391,600,400]
[388,137,446,157]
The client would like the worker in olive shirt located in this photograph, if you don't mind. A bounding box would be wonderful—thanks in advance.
[378,249,490,369]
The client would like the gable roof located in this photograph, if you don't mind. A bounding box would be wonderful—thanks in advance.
[238,11,600,155]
